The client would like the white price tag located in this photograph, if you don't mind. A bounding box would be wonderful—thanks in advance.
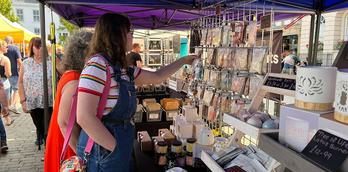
[168,112,178,118]
[149,113,159,119]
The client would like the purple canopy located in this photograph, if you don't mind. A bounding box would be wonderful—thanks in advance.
[43,0,348,29]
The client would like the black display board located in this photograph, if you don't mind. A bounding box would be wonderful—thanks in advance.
[301,129,348,172]
[264,76,296,91]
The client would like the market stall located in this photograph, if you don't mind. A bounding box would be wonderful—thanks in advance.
[0,14,38,43]
[39,1,348,172]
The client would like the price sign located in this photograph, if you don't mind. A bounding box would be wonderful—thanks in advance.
[301,130,348,172]
[168,112,178,118]
[149,113,159,120]
[249,73,296,113]
[264,76,296,91]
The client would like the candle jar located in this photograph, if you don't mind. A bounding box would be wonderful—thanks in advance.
[156,141,168,166]
[186,138,196,166]
[295,66,337,111]
[171,140,182,154]
[186,138,196,153]
[334,69,348,124]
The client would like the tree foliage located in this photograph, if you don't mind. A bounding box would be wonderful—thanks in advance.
[0,0,19,22]
[57,18,77,44]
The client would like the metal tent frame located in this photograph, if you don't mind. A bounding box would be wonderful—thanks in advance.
[36,0,348,139]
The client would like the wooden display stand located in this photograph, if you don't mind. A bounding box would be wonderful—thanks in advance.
[224,73,295,146]
[249,73,296,113]
[259,133,326,172]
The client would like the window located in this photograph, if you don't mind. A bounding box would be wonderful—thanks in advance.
[16,9,23,21]
[33,10,40,22]
[34,28,40,35]
[344,14,348,41]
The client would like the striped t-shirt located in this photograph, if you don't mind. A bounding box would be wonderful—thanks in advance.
[78,55,141,115]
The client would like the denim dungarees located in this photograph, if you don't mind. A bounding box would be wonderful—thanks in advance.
[77,64,137,172]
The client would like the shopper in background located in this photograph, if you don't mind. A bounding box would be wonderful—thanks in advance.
[281,49,300,75]
[76,13,197,172]
[0,79,10,153]
[18,37,53,148]
[44,29,93,172]
[0,40,13,126]
[4,36,22,114]
[127,43,143,68]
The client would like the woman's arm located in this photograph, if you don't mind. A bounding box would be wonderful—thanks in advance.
[3,56,11,78]
[18,63,28,113]
[57,80,79,151]
[18,63,25,102]
[76,92,116,151]
[134,55,197,86]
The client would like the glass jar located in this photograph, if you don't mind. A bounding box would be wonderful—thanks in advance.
[156,141,168,166]
[186,138,196,166]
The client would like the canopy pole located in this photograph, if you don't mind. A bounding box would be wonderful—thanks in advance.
[39,2,50,140]
[308,14,315,65]
[312,12,321,65]
[49,10,57,99]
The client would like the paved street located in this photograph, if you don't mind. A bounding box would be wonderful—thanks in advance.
[0,112,44,172]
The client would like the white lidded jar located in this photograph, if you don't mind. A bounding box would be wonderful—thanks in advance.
[334,69,348,124]
[295,66,337,111]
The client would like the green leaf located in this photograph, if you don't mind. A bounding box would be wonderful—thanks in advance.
[0,0,19,22]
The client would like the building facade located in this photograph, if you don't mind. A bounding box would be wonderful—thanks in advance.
[12,0,68,42]
[272,9,348,66]
[299,9,348,66]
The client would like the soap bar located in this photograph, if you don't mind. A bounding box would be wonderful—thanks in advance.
[183,105,198,122]
[146,103,161,112]
[178,122,193,139]
[193,121,205,139]
[143,98,157,107]
[137,131,152,152]
[158,128,175,145]
[136,104,143,113]
[161,98,180,111]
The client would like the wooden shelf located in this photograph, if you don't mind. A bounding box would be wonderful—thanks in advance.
[258,133,326,172]
[223,113,278,140]
[200,151,225,172]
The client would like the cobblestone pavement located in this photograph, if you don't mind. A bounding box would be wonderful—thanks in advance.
[0,112,44,172]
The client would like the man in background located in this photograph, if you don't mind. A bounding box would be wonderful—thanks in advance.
[127,43,143,68]
[4,36,22,114]
[281,49,300,75]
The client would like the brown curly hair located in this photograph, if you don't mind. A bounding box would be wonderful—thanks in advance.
[88,13,131,67]
[62,29,93,73]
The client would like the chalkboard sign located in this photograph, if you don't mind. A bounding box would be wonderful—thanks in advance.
[261,15,271,29]
[264,76,296,91]
[301,129,348,172]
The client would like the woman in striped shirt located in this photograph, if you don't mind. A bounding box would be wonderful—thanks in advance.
[76,13,197,172]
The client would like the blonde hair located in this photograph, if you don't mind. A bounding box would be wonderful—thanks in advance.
[0,39,7,48]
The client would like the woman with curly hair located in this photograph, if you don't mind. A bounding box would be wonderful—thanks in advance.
[44,29,93,171]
